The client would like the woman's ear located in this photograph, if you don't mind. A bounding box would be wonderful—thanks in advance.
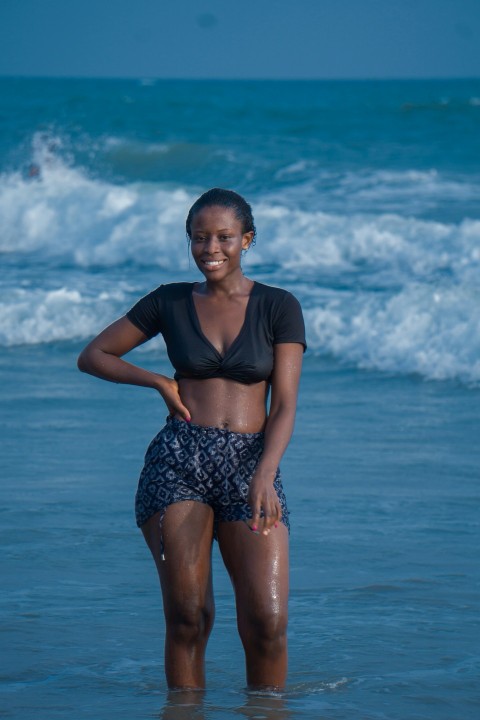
[242,231,254,251]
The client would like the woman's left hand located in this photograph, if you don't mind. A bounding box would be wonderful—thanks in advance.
[247,470,281,536]
[244,343,304,537]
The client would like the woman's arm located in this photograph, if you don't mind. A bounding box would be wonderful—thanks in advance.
[248,342,304,534]
[77,316,191,420]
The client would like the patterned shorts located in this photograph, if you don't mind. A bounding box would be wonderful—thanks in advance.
[135,416,290,536]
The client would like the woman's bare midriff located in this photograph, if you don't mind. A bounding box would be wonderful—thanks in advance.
[177,377,269,433]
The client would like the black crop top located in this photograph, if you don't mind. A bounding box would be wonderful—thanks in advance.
[126,281,306,385]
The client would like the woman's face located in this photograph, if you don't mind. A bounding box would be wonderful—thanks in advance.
[189,205,253,280]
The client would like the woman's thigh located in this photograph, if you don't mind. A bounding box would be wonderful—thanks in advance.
[217,521,289,625]
[141,501,215,616]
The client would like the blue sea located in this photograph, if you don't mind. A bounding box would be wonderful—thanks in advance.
[1,78,479,719]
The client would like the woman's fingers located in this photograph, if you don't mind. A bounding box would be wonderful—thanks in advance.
[248,491,282,536]
[171,405,191,422]
[262,497,281,534]
[176,401,192,422]
[161,380,191,421]
[248,501,262,533]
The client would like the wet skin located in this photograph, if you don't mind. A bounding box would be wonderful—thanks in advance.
[77,205,303,690]
[182,205,266,432]
[177,376,269,433]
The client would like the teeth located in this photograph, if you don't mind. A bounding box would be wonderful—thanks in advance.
[204,260,225,266]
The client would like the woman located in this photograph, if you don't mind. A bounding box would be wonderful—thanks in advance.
[77,188,306,691]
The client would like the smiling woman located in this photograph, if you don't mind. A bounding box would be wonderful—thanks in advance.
[77,187,306,691]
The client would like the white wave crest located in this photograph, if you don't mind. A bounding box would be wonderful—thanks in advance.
[2,154,479,289]
[0,153,194,267]
[251,205,480,289]
[2,137,479,384]
[0,286,126,346]
[306,283,480,384]
[2,279,479,385]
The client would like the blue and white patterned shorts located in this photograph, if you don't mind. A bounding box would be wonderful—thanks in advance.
[135,416,290,535]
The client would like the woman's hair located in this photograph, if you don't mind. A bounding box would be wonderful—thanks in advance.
[186,188,257,244]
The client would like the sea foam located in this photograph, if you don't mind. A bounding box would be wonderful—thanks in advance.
[1,151,479,384]
[305,283,480,384]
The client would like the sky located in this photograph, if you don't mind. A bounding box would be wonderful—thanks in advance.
[0,0,479,79]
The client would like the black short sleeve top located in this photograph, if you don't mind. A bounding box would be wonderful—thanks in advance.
[126,281,306,385]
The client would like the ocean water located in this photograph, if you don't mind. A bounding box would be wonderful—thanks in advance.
[1,78,479,719]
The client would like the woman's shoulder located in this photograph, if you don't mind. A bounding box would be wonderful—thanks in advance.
[126,282,193,330]
[252,281,306,349]
[252,281,300,305]
[142,282,194,300]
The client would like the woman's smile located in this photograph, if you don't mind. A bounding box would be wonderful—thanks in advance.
[189,205,253,281]
[202,258,227,268]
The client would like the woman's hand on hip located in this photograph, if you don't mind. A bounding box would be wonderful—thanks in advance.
[156,377,191,422]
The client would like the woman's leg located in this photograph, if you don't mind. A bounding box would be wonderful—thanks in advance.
[141,501,215,689]
[217,521,289,690]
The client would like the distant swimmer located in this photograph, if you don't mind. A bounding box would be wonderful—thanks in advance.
[27,164,41,179]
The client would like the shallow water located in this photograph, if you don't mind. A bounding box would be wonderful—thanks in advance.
[1,345,479,718]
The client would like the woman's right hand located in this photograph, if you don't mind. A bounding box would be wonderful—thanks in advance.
[77,316,191,420]
[156,376,191,422]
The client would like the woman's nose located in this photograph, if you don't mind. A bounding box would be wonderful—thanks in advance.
[204,236,220,253]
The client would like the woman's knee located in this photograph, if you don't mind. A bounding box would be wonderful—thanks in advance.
[166,598,215,644]
[240,606,288,653]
